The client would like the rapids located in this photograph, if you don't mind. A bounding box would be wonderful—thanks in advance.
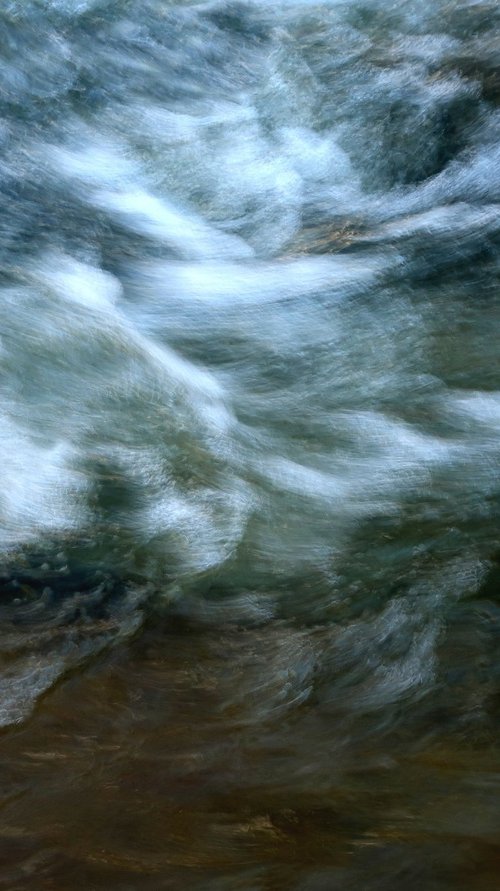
[0,1,499,887]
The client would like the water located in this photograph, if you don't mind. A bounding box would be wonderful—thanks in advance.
[0,0,500,886]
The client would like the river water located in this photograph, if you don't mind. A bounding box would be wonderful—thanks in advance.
[0,0,500,887]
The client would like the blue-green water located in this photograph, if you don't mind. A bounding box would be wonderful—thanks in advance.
[0,0,500,887]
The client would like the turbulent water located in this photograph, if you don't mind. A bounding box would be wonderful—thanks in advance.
[0,0,500,886]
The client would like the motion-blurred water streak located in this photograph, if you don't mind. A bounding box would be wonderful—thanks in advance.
[0,0,500,886]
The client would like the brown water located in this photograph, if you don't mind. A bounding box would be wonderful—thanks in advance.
[1,613,500,891]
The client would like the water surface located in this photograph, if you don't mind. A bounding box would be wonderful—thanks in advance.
[1,0,500,887]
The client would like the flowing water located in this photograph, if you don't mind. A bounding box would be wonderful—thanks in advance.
[1,0,500,887]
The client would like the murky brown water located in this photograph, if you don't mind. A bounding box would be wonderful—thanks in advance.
[1,614,499,891]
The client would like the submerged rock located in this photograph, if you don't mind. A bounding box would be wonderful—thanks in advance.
[0,542,147,726]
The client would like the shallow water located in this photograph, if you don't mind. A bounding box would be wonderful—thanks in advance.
[2,618,500,890]
[0,0,500,886]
